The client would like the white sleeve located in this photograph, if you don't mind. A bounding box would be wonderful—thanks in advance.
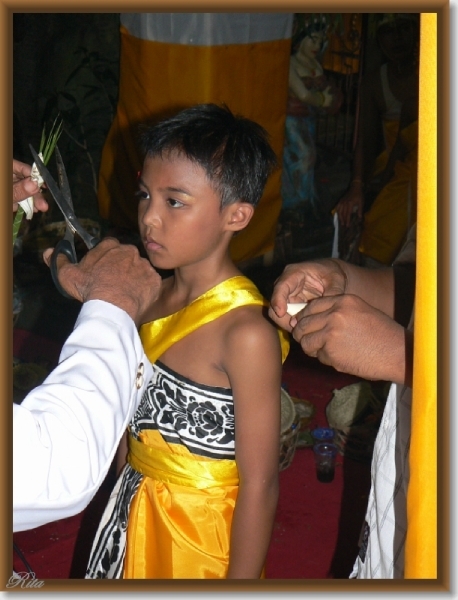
[13,299,153,532]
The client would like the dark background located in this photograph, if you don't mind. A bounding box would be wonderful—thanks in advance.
[14,13,121,227]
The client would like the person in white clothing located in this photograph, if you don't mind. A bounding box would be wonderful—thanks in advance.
[269,226,415,578]
[14,239,162,532]
[12,160,162,532]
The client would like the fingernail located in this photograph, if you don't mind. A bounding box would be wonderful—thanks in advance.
[42,248,52,265]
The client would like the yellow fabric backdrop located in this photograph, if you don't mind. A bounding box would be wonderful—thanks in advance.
[98,25,291,262]
[405,13,437,579]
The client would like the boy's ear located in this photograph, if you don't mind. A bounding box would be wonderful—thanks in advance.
[225,202,255,232]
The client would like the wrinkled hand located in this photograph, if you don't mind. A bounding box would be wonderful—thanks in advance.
[290,293,407,383]
[13,159,48,213]
[269,259,347,331]
[334,185,363,228]
[43,238,162,327]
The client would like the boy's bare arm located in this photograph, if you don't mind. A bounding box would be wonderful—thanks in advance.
[115,431,128,476]
[224,312,282,578]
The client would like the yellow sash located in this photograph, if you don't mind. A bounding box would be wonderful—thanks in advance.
[129,435,239,488]
[139,275,289,364]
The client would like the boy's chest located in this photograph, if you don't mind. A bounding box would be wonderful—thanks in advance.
[157,319,232,390]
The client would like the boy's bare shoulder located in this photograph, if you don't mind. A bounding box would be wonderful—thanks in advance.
[218,305,282,381]
[223,304,281,354]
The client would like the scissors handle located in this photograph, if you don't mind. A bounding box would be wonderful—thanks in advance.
[50,239,78,300]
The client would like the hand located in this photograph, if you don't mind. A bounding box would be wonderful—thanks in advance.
[322,85,333,108]
[334,184,364,228]
[43,238,162,327]
[13,159,48,213]
[269,259,347,331]
[289,293,409,384]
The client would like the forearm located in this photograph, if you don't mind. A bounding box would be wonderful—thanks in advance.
[287,290,413,385]
[227,481,278,578]
[350,131,364,182]
[367,322,412,386]
[336,260,395,318]
[357,319,412,386]
[13,300,152,532]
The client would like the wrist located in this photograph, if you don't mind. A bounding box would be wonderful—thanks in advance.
[350,177,364,189]
[383,325,411,386]
[328,259,348,294]
[85,290,141,327]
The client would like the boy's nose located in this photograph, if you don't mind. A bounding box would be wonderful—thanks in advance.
[142,200,161,227]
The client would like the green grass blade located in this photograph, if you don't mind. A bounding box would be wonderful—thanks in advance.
[13,206,25,246]
[13,114,64,247]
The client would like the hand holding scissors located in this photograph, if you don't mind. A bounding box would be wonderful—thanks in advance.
[29,144,99,298]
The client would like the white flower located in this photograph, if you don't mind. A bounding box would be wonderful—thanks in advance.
[18,153,45,220]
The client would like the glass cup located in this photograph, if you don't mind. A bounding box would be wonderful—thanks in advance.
[313,442,338,483]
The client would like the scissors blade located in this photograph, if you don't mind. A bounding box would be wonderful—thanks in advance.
[29,144,97,249]
[29,144,75,226]
[54,145,73,210]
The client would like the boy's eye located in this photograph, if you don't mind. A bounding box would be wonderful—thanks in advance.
[135,189,149,201]
[167,198,184,208]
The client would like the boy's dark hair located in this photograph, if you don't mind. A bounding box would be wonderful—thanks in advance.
[139,104,278,208]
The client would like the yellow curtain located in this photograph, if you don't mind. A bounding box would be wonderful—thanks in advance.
[405,13,437,579]
[97,16,292,263]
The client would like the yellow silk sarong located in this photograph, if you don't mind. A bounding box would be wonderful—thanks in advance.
[124,276,289,578]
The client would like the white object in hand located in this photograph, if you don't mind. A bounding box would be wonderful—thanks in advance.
[18,154,44,220]
[287,302,307,316]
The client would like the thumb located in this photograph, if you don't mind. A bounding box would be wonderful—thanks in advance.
[43,246,72,274]
[13,178,39,204]
[270,288,289,318]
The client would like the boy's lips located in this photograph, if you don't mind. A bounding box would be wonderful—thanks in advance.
[145,238,163,252]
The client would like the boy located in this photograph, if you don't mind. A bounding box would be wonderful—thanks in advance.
[86,104,289,579]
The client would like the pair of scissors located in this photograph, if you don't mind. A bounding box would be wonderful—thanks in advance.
[29,144,100,299]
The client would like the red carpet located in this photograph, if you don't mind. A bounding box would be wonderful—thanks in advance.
[13,328,62,368]
[13,333,372,579]
[265,342,371,579]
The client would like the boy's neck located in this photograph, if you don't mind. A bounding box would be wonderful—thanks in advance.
[171,258,241,306]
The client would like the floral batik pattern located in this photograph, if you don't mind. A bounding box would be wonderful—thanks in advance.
[130,360,235,459]
[86,361,235,578]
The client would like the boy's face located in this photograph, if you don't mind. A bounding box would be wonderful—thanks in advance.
[137,153,233,271]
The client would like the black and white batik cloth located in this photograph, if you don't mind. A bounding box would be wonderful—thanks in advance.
[350,382,412,579]
[86,360,235,578]
[85,464,142,578]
